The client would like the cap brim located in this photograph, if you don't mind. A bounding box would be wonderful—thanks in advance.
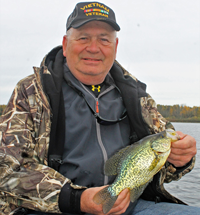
[70,18,120,31]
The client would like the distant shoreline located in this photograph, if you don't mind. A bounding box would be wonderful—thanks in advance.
[166,118,200,123]
[1,104,200,123]
[157,104,200,123]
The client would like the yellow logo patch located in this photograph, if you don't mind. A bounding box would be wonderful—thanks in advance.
[80,3,109,18]
[92,85,101,92]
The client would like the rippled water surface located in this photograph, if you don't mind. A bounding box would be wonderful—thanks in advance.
[164,122,200,207]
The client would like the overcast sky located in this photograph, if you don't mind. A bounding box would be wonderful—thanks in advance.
[0,0,200,107]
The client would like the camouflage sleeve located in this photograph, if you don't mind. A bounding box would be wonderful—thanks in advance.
[0,75,83,214]
[139,93,195,182]
[140,93,174,134]
[164,157,196,183]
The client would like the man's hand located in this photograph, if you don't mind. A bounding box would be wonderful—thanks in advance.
[167,131,197,167]
[80,186,130,215]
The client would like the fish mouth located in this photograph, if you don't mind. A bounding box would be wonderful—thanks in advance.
[157,149,171,157]
[166,129,180,141]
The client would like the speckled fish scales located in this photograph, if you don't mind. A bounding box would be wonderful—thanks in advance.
[93,129,180,214]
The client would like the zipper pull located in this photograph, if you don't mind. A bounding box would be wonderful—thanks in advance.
[96,100,99,114]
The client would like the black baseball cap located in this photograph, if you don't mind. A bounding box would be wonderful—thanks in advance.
[66,2,120,31]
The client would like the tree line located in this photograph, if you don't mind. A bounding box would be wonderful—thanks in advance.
[157,104,200,122]
[0,104,200,122]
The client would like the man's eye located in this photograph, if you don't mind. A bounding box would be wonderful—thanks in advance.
[78,37,88,43]
[101,38,109,42]
[100,38,110,45]
[80,37,87,40]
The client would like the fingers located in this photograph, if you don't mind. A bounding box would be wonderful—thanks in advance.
[175,131,186,139]
[168,154,192,167]
[82,186,130,215]
[81,187,130,215]
[168,132,197,167]
[107,189,130,215]
[81,186,107,214]
[173,132,196,149]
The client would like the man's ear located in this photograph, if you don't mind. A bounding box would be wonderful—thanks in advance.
[115,37,119,59]
[62,35,68,57]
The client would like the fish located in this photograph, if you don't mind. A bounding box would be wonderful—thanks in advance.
[93,129,180,214]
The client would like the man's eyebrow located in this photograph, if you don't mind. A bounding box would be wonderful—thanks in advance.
[76,31,110,36]
[97,33,114,38]
[76,32,89,36]
[98,32,108,35]
[75,31,114,39]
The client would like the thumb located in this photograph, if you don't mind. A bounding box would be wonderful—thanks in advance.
[176,131,186,140]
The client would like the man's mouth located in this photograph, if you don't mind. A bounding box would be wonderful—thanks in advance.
[82,58,101,61]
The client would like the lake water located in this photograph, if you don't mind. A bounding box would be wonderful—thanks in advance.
[164,122,200,207]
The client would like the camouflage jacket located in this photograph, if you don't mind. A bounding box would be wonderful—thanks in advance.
[0,46,195,215]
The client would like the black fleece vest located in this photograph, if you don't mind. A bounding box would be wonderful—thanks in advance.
[41,47,150,171]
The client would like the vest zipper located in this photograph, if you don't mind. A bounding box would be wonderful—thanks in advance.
[95,97,108,185]
[96,100,99,114]
[80,83,114,185]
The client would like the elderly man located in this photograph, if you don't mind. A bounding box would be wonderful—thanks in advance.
[0,2,198,215]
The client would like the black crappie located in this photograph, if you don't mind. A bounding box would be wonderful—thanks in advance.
[93,129,180,214]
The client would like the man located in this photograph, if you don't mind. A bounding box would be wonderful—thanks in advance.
[0,2,198,215]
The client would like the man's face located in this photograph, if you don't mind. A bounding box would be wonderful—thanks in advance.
[62,21,118,85]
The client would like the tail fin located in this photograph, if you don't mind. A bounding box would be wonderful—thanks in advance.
[93,186,118,214]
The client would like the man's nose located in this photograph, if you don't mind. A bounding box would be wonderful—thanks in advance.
[86,38,100,53]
